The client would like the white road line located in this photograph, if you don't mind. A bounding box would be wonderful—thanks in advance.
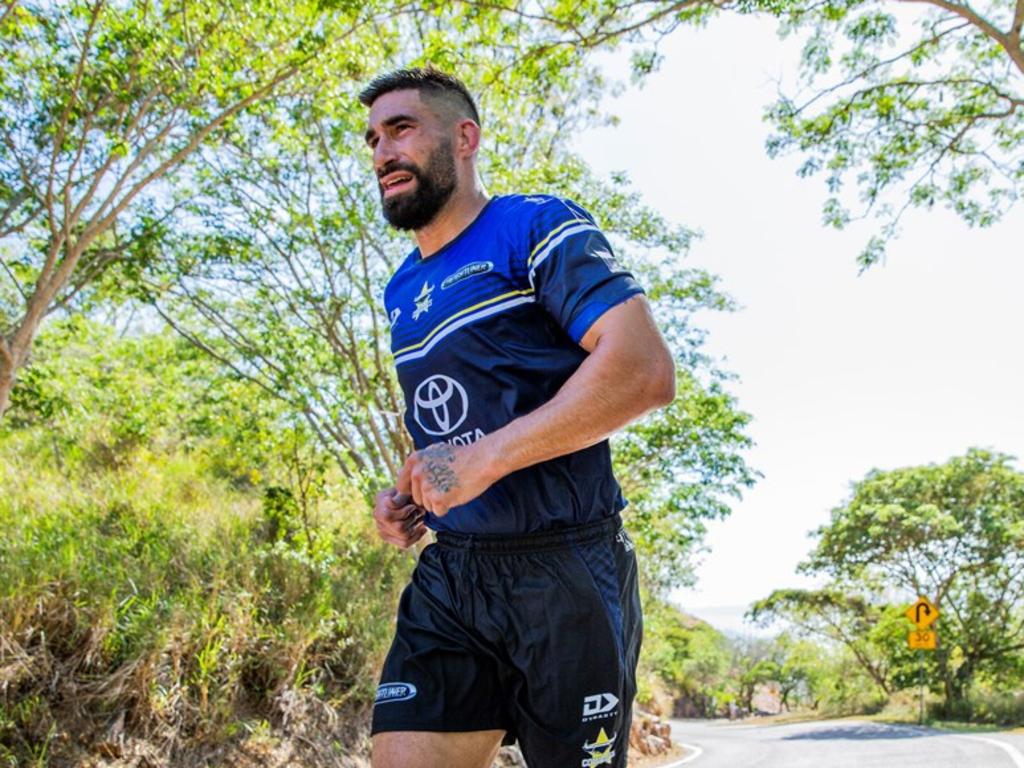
[660,742,703,766]
[954,735,1024,768]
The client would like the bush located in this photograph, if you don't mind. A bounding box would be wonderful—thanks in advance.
[0,319,413,765]
[0,440,411,764]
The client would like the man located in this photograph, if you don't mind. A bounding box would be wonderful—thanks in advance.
[363,68,675,768]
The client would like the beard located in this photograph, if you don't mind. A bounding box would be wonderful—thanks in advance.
[379,139,458,231]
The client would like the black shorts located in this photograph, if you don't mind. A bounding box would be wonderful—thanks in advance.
[371,514,642,768]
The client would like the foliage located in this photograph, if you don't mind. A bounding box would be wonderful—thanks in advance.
[0,0,395,414]
[639,597,884,718]
[752,449,1024,718]
[616,364,757,591]
[6,316,286,476]
[637,596,734,714]
[0,320,412,765]
[488,0,1024,267]
[753,0,1024,268]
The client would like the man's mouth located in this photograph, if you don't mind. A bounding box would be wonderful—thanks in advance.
[380,171,416,197]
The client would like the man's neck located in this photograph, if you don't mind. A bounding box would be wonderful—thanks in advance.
[415,186,490,258]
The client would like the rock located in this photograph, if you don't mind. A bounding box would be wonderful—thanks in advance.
[629,709,673,757]
[493,744,527,767]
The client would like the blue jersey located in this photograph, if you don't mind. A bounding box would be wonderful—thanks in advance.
[384,194,644,534]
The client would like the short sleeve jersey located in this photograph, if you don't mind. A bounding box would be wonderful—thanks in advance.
[383,194,645,534]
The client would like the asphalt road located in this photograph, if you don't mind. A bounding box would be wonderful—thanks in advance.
[667,718,1024,768]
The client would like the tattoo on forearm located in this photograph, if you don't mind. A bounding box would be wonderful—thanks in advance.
[422,443,460,493]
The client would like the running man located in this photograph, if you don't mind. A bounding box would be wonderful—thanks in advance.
[363,68,676,768]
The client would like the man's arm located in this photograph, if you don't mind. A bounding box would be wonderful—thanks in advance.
[396,295,675,515]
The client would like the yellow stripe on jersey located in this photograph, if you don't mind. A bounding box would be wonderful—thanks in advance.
[527,218,591,267]
[392,288,535,358]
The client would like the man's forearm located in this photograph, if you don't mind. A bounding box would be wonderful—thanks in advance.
[395,298,676,516]
[478,305,675,481]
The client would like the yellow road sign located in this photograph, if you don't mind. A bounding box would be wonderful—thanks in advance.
[905,596,939,629]
[908,629,937,650]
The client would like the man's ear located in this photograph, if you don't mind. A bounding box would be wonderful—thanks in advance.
[454,119,481,158]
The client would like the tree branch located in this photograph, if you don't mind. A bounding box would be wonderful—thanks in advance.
[898,0,1024,74]
[1011,0,1024,41]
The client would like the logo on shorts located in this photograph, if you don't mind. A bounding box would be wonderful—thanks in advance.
[581,728,617,767]
[582,692,619,722]
[615,531,634,552]
[375,682,417,705]
[413,374,469,436]
[441,261,493,289]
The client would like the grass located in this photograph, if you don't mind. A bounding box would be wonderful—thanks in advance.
[0,427,412,767]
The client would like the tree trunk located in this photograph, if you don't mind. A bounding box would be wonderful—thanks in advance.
[0,358,14,417]
[0,337,17,418]
[944,660,975,719]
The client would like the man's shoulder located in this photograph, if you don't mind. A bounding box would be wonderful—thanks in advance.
[494,193,595,240]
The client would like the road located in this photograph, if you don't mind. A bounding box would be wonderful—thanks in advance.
[667,718,1024,768]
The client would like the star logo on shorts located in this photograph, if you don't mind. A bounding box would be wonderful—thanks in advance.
[581,728,617,767]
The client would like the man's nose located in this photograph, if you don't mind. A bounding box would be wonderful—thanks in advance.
[374,136,398,173]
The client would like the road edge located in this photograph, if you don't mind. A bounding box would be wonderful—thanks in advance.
[658,742,703,766]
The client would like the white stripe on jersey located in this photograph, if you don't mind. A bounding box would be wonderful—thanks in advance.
[393,294,535,366]
[527,223,600,290]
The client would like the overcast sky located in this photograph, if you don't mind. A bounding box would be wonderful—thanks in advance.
[572,15,1024,635]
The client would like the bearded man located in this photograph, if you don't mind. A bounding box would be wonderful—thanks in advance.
[363,68,676,768]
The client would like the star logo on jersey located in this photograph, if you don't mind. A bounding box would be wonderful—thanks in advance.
[412,281,434,321]
[388,307,401,328]
[581,728,617,767]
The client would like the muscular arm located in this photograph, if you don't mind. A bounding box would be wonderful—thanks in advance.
[397,295,675,515]
[485,294,674,476]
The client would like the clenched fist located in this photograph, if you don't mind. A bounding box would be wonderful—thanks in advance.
[373,488,427,549]
[396,441,500,517]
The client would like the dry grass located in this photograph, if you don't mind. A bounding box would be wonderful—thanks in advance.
[0,431,411,767]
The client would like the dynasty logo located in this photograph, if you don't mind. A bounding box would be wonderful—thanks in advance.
[582,692,619,722]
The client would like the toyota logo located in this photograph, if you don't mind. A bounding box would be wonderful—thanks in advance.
[413,375,469,436]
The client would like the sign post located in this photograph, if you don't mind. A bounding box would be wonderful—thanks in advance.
[904,597,940,725]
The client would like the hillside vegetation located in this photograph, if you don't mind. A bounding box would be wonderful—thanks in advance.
[0,320,413,766]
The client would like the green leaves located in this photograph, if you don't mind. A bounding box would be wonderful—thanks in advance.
[759,449,1024,715]
[758,0,1024,266]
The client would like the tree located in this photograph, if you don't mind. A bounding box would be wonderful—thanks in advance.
[750,589,907,696]
[0,0,390,417]
[754,449,1024,716]
[484,0,1024,268]
[756,0,1024,268]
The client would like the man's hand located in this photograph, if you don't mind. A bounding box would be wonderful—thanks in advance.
[396,441,498,516]
[373,488,427,549]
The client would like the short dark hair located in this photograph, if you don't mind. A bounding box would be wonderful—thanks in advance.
[359,67,480,126]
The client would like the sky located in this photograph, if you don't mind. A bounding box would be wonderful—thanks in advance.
[571,15,1024,635]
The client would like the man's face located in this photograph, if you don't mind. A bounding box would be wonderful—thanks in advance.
[365,89,457,231]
